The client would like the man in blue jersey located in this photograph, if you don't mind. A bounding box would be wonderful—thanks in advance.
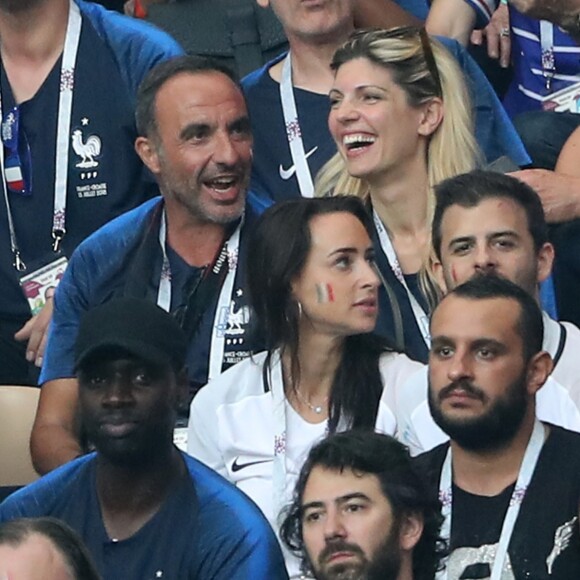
[0,298,288,580]
[0,0,181,386]
[32,56,265,475]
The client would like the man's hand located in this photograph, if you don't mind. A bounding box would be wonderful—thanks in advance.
[471,3,511,68]
[14,296,54,368]
[510,168,580,223]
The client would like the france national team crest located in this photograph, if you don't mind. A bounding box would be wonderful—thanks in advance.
[216,296,251,343]
[72,119,101,169]
[72,117,108,198]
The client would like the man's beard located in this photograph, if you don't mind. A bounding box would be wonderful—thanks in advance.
[428,374,529,452]
[308,521,402,580]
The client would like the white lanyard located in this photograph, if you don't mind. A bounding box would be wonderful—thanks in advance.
[270,353,291,522]
[372,209,430,346]
[437,419,545,580]
[0,0,82,270]
[280,53,315,198]
[156,210,242,382]
[540,20,555,92]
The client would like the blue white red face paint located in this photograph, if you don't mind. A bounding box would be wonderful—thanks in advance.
[315,282,335,303]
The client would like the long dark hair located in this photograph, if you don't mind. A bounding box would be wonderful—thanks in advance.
[247,196,396,432]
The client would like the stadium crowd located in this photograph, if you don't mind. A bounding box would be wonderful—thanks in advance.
[1,0,580,578]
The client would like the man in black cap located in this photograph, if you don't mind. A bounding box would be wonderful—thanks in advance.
[0,298,288,580]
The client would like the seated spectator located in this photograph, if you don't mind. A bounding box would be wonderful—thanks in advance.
[0,517,100,580]
[317,28,480,362]
[0,0,181,386]
[415,276,580,579]
[243,0,528,204]
[427,0,580,171]
[187,196,423,577]
[280,431,446,580]
[0,299,288,580]
[397,170,580,453]
[32,56,264,474]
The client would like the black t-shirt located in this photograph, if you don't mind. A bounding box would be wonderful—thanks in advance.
[414,426,580,579]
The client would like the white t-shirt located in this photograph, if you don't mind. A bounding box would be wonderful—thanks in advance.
[187,349,422,577]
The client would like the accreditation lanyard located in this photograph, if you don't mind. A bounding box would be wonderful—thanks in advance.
[0,0,81,271]
[437,419,545,580]
[280,53,315,198]
[270,353,292,523]
[540,21,556,93]
[156,210,241,381]
[372,209,430,347]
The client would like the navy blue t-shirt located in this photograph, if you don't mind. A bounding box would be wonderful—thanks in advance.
[0,453,289,580]
[0,6,178,320]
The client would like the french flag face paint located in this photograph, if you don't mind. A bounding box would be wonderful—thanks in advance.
[315,282,335,303]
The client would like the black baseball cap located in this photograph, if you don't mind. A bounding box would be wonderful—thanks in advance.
[74,298,187,372]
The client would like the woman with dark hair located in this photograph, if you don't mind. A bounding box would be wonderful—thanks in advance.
[187,196,422,577]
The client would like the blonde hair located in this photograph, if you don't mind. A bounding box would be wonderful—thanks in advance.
[315,28,482,306]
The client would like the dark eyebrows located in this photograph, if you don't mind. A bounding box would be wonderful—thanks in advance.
[328,247,357,258]
[179,115,251,141]
[470,338,507,353]
[430,335,453,349]
[302,492,372,513]
[228,115,251,134]
[488,230,520,241]
[301,500,325,513]
[179,122,209,141]
[335,492,371,505]
[448,235,474,249]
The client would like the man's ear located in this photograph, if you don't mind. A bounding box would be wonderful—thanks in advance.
[417,98,444,138]
[536,242,555,284]
[135,136,161,175]
[432,260,448,294]
[526,351,553,396]
[256,0,269,8]
[399,512,424,552]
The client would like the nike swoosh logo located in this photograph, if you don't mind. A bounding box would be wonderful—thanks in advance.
[279,146,318,180]
[231,457,271,473]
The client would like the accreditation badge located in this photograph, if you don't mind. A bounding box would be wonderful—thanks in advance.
[18,255,68,315]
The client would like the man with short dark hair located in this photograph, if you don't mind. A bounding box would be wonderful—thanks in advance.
[397,170,580,454]
[280,430,446,580]
[0,298,288,580]
[415,275,580,579]
[31,55,266,474]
